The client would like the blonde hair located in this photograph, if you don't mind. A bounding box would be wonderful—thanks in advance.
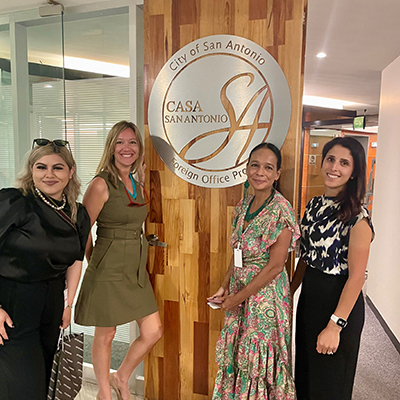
[96,121,144,188]
[16,144,81,222]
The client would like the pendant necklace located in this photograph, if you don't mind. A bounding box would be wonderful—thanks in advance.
[35,186,66,210]
[244,188,275,222]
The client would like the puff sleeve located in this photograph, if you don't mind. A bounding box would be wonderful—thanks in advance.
[0,188,28,245]
[75,203,91,261]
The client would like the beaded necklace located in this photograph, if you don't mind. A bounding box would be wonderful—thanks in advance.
[35,186,66,210]
[244,188,275,222]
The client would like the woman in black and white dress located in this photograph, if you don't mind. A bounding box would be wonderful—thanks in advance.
[291,137,374,400]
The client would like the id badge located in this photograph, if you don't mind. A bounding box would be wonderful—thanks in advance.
[234,246,243,268]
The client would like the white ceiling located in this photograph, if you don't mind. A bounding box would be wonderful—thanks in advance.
[305,0,400,115]
[1,0,400,116]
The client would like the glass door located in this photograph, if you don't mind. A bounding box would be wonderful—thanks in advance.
[1,3,143,396]
[61,6,132,381]
[0,20,14,188]
[0,8,66,187]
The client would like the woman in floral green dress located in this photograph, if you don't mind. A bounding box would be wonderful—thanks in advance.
[208,143,300,399]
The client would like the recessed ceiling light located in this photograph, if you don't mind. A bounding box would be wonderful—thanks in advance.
[316,52,327,58]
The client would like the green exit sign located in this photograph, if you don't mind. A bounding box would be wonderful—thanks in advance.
[353,116,365,129]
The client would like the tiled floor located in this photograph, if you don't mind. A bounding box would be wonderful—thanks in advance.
[75,381,144,400]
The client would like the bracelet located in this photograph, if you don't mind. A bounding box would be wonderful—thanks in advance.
[66,304,73,309]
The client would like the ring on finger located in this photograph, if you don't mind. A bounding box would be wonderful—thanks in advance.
[327,351,334,355]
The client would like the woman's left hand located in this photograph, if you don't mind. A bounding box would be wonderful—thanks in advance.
[316,320,341,355]
[60,307,71,329]
[139,154,146,186]
[221,294,243,311]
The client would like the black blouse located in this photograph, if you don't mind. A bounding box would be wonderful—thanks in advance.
[0,188,90,283]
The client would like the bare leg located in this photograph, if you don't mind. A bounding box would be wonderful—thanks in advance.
[92,326,116,400]
[112,312,163,400]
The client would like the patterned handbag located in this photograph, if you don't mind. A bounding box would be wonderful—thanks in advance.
[47,330,84,400]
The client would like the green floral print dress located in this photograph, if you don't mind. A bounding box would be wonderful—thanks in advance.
[213,191,300,400]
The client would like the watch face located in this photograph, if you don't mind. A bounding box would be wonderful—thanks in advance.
[337,318,348,328]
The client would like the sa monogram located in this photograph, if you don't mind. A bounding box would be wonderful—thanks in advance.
[148,35,291,188]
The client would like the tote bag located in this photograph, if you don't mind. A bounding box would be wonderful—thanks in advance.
[47,330,84,400]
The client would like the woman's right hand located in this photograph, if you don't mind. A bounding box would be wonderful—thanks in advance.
[0,308,13,345]
[207,286,229,304]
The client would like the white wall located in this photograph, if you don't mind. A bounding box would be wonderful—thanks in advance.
[367,53,400,341]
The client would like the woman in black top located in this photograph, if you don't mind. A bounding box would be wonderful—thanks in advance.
[0,139,90,400]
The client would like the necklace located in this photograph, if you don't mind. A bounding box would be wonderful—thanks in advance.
[35,186,66,210]
[119,173,137,200]
[244,188,275,222]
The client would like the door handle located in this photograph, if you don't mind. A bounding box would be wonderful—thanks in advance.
[146,234,167,248]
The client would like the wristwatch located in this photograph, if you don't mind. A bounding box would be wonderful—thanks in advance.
[330,314,348,328]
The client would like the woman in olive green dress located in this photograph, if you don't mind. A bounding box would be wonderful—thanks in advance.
[75,121,162,400]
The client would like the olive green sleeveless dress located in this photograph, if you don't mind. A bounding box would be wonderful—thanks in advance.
[75,171,158,327]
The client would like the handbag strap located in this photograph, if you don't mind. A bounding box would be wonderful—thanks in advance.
[57,329,65,351]
[58,324,75,351]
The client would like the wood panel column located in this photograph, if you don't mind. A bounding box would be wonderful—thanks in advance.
[143,1,307,399]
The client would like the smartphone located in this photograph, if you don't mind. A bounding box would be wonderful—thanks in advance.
[207,301,221,309]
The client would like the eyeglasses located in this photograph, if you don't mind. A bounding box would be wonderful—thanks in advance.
[32,138,71,152]
[124,185,150,207]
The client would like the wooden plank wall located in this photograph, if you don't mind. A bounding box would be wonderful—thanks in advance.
[143,0,307,399]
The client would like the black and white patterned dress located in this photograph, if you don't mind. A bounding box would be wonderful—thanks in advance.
[295,195,374,400]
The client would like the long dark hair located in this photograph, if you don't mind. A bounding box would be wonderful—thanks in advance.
[322,137,366,223]
[247,142,282,190]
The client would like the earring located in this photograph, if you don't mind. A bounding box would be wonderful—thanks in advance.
[243,179,250,199]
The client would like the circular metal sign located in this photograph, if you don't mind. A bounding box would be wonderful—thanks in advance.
[148,34,291,188]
